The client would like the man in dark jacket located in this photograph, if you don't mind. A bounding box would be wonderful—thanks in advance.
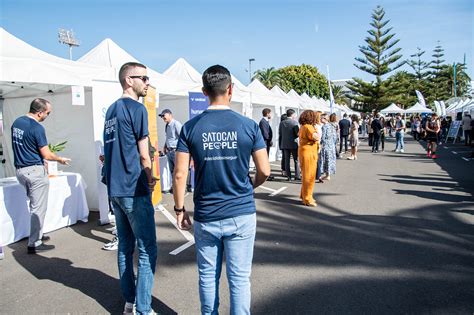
[259,108,274,180]
[339,113,351,154]
[278,108,300,181]
[371,113,384,153]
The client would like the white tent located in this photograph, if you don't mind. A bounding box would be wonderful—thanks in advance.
[248,80,288,161]
[0,28,115,213]
[270,85,299,112]
[405,102,433,114]
[380,103,405,114]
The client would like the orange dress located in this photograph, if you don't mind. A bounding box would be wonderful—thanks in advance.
[298,124,319,205]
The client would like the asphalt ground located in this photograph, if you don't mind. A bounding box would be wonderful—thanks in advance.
[1,134,473,314]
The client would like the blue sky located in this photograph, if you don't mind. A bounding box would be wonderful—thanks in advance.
[1,0,472,84]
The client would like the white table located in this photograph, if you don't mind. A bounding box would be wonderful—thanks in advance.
[0,172,89,246]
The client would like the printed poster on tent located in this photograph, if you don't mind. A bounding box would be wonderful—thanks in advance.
[188,92,209,188]
[143,86,162,205]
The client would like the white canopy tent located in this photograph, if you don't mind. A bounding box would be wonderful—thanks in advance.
[270,85,300,113]
[248,80,288,161]
[0,28,115,212]
[405,102,433,114]
[380,103,406,114]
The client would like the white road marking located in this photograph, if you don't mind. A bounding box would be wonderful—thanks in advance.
[443,146,448,149]
[155,204,195,255]
[269,187,288,196]
[259,185,288,196]
[452,151,458,155]
[258,185,275,192]
[462,157,471,162]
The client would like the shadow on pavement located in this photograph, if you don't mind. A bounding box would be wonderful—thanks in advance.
[11,245,177,314]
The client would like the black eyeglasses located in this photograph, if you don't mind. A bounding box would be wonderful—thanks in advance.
[129,75,150,83]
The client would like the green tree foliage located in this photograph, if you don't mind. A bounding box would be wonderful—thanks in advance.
[347,5,405,111]
[277,64,329,98]
[427,42,450,101]
[331,85,350,106]
[440,63,471,98]
[386,71,417,108]
[252,67,283,90]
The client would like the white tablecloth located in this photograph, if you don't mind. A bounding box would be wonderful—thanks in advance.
[0,172,89,246]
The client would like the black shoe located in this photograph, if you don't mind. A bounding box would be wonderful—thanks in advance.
[287,177,292,182]
[27,243,55,254]
[267,176,274,181]
[41,235,51,242]
[294,177,301,181]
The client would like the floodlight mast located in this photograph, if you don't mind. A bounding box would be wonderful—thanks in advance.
[58,28,80,60]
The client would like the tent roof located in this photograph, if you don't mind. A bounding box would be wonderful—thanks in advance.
[0,27,105,96]
[78,38,138,68]
[405,102,433,114]
[78,40,199,96]
[380,103,405,114]
[163,57,202,83]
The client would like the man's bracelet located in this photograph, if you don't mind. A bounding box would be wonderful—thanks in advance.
[174,206,185,213]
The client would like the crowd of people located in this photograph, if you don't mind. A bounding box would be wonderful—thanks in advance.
[10,59,473,315]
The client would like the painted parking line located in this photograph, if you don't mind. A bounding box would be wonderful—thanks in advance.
[259,185,288,196]
[462,157,472,162]
[155,204,195,255]
[452,151,458,155]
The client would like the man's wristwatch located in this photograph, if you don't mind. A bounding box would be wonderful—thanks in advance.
[174,205,185,213]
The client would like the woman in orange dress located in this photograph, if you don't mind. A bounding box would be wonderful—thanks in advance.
[298,110,320,207]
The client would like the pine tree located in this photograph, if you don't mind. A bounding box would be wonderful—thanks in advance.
[407,47,431,103]
[428,42,450,101]
[347,5,405,111]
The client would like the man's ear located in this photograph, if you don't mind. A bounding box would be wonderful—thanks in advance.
[202,87,208,97]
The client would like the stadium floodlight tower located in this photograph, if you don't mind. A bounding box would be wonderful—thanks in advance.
[58,28,80,60]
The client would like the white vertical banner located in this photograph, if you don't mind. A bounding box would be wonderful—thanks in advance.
[71,85,85,106]
[434,101,442,116]
[415,90,426,108]
[326,65,335,114]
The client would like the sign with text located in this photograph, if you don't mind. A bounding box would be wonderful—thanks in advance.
[188,92,209,189]
[189,92,209,119]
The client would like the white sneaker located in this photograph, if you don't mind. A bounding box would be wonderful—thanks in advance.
[102,237,118,251]
[123,302,134,315]
[395,149,401,152]
[400,149,404,153]
[111,227,117,236]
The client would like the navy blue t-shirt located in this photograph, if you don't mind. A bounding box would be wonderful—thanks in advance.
[177,109,266,222]
[11,116,48,168]
[103,98,149,197]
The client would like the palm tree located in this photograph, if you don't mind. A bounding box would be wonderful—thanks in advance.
[440,63,471,97]
[331,85,350,105]
[252,67,282,89]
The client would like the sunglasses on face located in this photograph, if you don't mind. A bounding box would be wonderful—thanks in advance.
[129,75,150,83]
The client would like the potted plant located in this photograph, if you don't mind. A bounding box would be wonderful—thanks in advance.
[46,141,67,176]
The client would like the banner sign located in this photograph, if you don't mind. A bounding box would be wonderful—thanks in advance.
[143,86,162,205]
[189,92,209,118]
[446,120,461,143]
[188,92,209,189]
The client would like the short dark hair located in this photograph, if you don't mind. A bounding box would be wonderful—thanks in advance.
[262,108,271,117]
[29,98,50,114]
[202,65,232,98]
[299,110,316,125]
[286,109,295,117]
[280,114,288,122]
[343,113,348,118]
[119,62,146,87]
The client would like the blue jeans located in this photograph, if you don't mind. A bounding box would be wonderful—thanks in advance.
[111,195,158,315]
[395,131,404,150]
[194,213,257,315]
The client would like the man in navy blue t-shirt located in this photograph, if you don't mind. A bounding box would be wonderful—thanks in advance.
[173,65,270,314]
[103,62,157,315]
[11,98,71,254]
